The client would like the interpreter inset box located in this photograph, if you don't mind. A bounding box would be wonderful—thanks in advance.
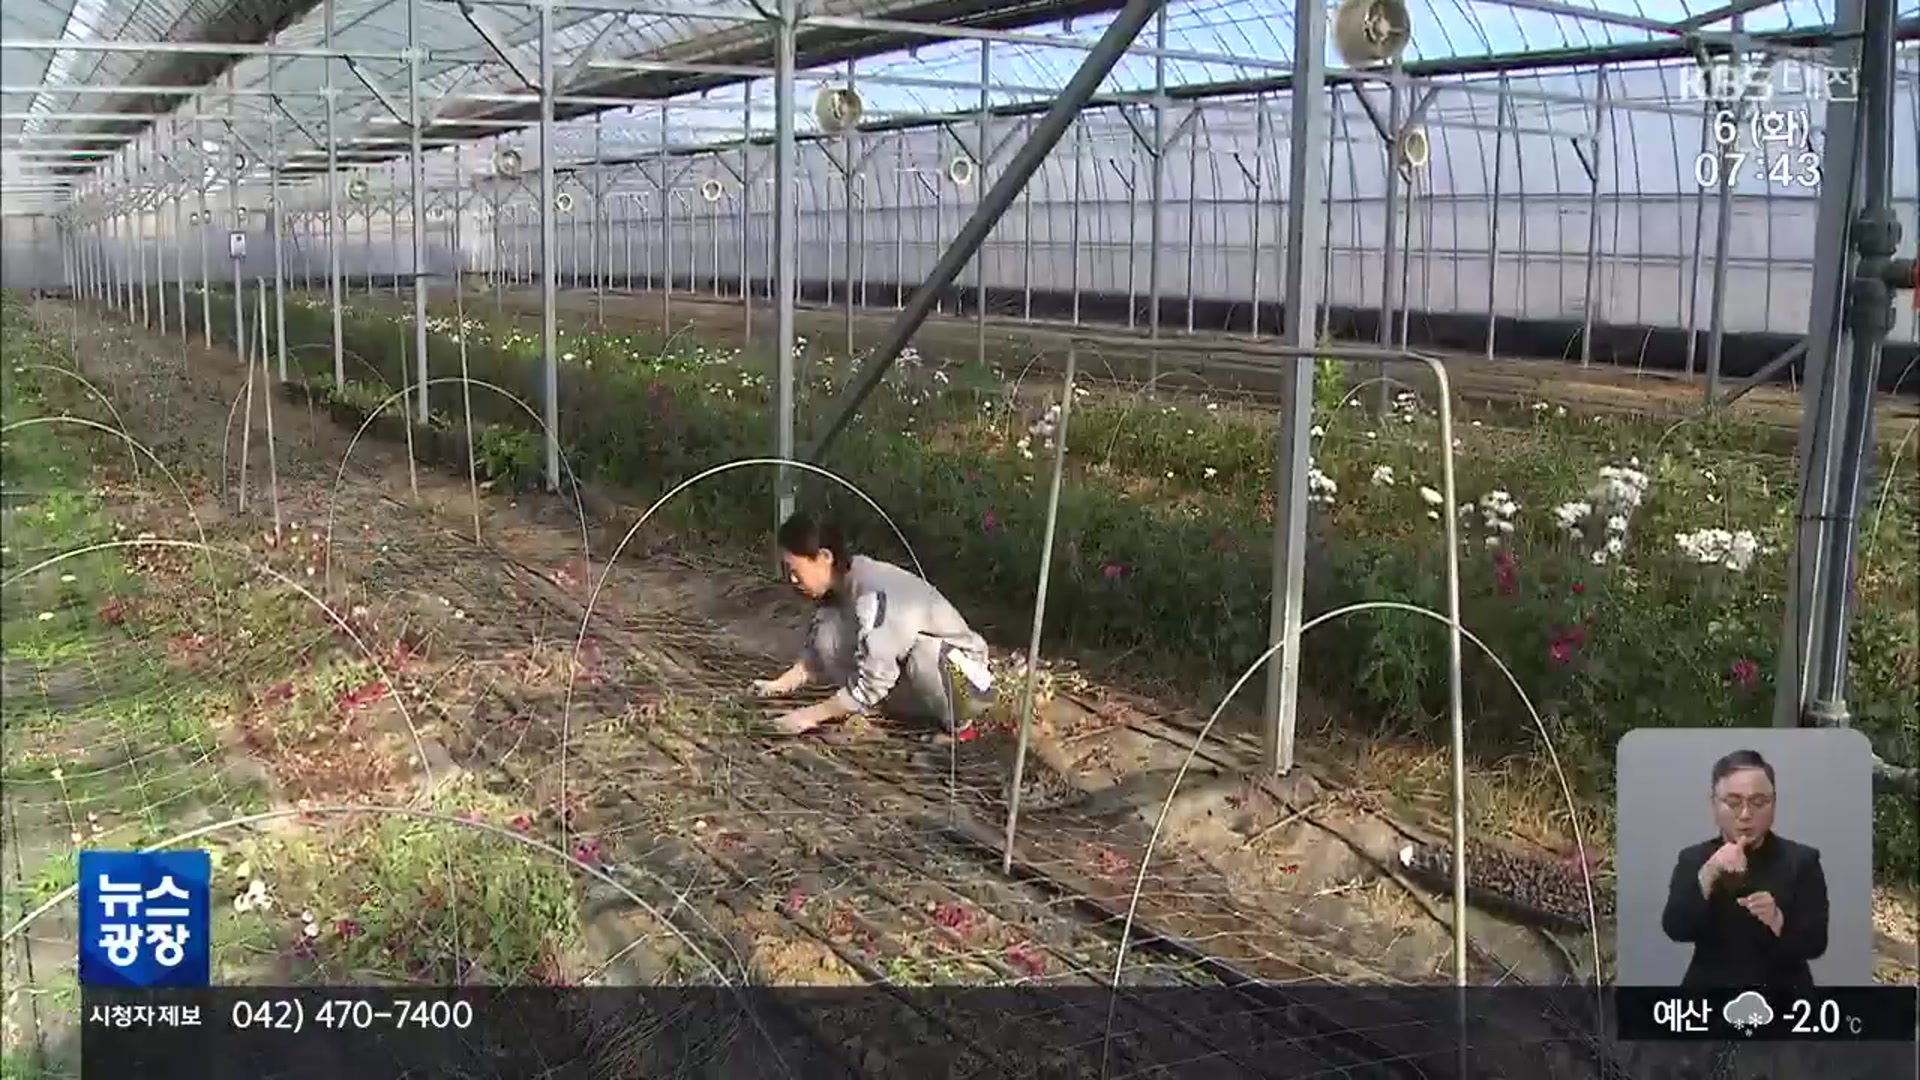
[1614,728,1874,988]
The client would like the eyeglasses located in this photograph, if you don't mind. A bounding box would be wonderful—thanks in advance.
[1717,794,1774,814]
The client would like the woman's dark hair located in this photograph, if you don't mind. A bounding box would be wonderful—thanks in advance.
[777,512,849,570]
[1710,749,1775,788]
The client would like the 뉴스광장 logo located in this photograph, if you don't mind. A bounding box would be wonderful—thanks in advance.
[78,851,211,988]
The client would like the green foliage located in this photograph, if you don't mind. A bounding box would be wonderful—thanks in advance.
[473,423,541,489]
[194,291,1920,887]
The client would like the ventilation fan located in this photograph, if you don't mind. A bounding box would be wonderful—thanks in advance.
[349,175,372,202]
[1333,0,1412,69]
[554,191,574,213]
[1394,126,1430,171]
[946,156,976,186]
[187,211,202,226]
[813,86,864,134]
[700,178,724,203]
[427,204,446,222]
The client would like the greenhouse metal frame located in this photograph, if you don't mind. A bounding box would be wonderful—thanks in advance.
[3,1,1918,1001]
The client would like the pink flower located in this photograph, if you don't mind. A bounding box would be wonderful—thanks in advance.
[571,837,603,865]
[783,886,807,917]
[1548,625,1586,666]
[1730,658,1760,687]
[335,919,363,940]
[1492,550,1518,597]
[509,813,533,833]
[981,510,999,532]
[1101,563,1127,581]
[1570,581,1586,596]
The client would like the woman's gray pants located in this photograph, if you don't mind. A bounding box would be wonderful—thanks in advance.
[804,608,990,732]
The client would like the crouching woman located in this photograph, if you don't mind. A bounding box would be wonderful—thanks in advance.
[754,512,995,741]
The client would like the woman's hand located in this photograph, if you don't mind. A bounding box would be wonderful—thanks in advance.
[751,663,807,698]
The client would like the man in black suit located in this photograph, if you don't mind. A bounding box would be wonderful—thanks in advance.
[1660,749,1829,988]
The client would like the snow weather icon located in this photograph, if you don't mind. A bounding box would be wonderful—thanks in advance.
[1722,990,1776,1035]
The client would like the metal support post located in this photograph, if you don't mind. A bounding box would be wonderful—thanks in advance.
[1147,8,1167,390]
[1261,0,1323,779]
[1807,0,1904,730]
[975,42,990,368]
[845,61,859,357]
[773,0,799,530]
[1070,119,1084,324]
[229,71,244,356]
[1773,0,1869,728]
[269,39,288,383]
[1580,68,1609,367]
[327,0,345,386]
[199,172,211,346]
[1487,78,1507,360]
[594,115,605,327]
[538,0,561,492]
[808,0,1167,460]
[1376,77,1402,409]
[409,0,429,423]
[661,106,673,328]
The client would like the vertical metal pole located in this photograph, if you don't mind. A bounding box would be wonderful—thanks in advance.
[894,135,905,308]
[136,153,150,329]
[1806,0,1898,725]
[327,0,345,387]
[257,280,282,531]
[270,41,289,383]
[408,0,429,421]
[1249,97,1268,338]
[846,61,859,358]
[773,0,799,529]
[1580,68,1609,368]
[364,205,374,295]
[1070,119,1083,324]
[1774,0,1868,726]
[230,71,245,355]
[740,91,753,343]
[153,144,168,335]
[238,273,255,513]
[1487,77,1506,361]
[975,42,990,367]
[173,123,187,344]
[1022,120,1034,322]
[199,152,211,346]
[1376,77,1402,408]
[1146,7,1166,389]
[1002,346,1077,874]
[1125,158,1138,327]
[539,0,562,492]
[1704,104,1740,403]
[661,106,674,330]
[1184,112,1199,334]
[1262,0,1323,778]
[594,115,605,328]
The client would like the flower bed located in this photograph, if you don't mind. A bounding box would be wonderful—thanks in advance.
[188,293,1919,884]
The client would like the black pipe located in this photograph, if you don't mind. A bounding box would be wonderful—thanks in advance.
[1806,0,1904,722]
[805,0,1167,461]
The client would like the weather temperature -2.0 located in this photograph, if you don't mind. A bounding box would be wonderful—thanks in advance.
[1617,986,1916,1042]
[1780,994,1883,1038]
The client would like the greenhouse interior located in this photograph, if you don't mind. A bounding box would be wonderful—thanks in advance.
[2,0,1918,1074]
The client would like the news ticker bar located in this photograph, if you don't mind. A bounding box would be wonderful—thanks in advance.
[74,984,1915,1078]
